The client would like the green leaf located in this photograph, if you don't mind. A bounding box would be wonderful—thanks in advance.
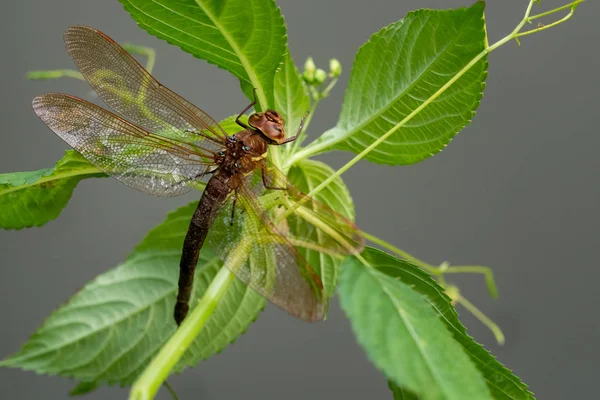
[0,150,104,229]
[0,202,265,389]
[274,51,310,155]
[389,381,420,400]
[119,0,287,109]
[307,2,487,165]
[288,159,355,298]
[338,247,491,400]
[371,249,534,400]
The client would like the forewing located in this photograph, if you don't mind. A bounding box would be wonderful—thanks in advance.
[206,173,326,322]
[33,93,213,196]
[64,25,227,150]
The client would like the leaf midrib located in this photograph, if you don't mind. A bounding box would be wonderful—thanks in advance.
[366,268,449,398]
[194,0,269,109]
[0,167,101,196]
[125,0,244,67]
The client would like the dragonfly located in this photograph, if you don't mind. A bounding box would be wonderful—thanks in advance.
[33,26,364,325]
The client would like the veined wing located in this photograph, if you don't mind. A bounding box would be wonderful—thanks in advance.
[33,93,214,196]
[206,172,325,321]
[64,26,227,149]
[206,165,364,321]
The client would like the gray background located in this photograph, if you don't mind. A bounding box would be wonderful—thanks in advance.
[1,0,598,399]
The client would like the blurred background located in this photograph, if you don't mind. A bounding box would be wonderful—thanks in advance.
[1,0,598,399]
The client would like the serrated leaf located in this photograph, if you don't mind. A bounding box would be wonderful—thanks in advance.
[119,0,287,109]
[338,247,491,400]
[274,52,310,156]
[370,249,534,399]
[0,150,104,229]
[306,2,487,165]
[0,202,265,389]
[288,159,355,299]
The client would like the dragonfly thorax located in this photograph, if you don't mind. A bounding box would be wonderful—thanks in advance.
[217,130,269,176]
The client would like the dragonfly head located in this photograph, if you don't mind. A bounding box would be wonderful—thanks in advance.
[248,110,286,144]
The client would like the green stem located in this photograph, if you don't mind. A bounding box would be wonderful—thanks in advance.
[27,42,157,81]
[290,96,320,155]
[455,294,505,345]
[517,4,580,38]
[443,265,498,298]
[363,231,498,298]
[362,232,437,273]
[129,266,235,400]
[321,77,339,98]
[26,70,84,80]
[121,43,156,73]
[527,0,584,21]
[290,78,339,157]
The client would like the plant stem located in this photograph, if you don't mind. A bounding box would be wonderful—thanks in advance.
[363,231,498,298]
[290,95,320,155]
[290,78,339,157]
[129,266,235,400]
[528,0,584,21]
[442,265,498,298]
[26,70,84,80]
[27,42,158,81]
[454,293,506,345]
[121,43,157,73]
[362,232,437,273]
[517,5,580,38]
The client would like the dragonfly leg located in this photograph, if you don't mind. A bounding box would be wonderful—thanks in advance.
[230,190,238,226]
[262,167,287,191]
[277,111,309,145]
[236,88,258,130]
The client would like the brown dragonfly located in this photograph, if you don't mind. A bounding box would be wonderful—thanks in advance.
[32,26,364,325]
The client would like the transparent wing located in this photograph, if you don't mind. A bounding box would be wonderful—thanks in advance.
[64,25,227,149]
[205,172,323,321]
[33,93,214,196]
[207,165,364,321]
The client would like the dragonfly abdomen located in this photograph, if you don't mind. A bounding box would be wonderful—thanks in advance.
[175,172,232,325]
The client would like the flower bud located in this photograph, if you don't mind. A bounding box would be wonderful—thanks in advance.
[303,57,316,84]
[329,58,342,77]
[314,68,327,85]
